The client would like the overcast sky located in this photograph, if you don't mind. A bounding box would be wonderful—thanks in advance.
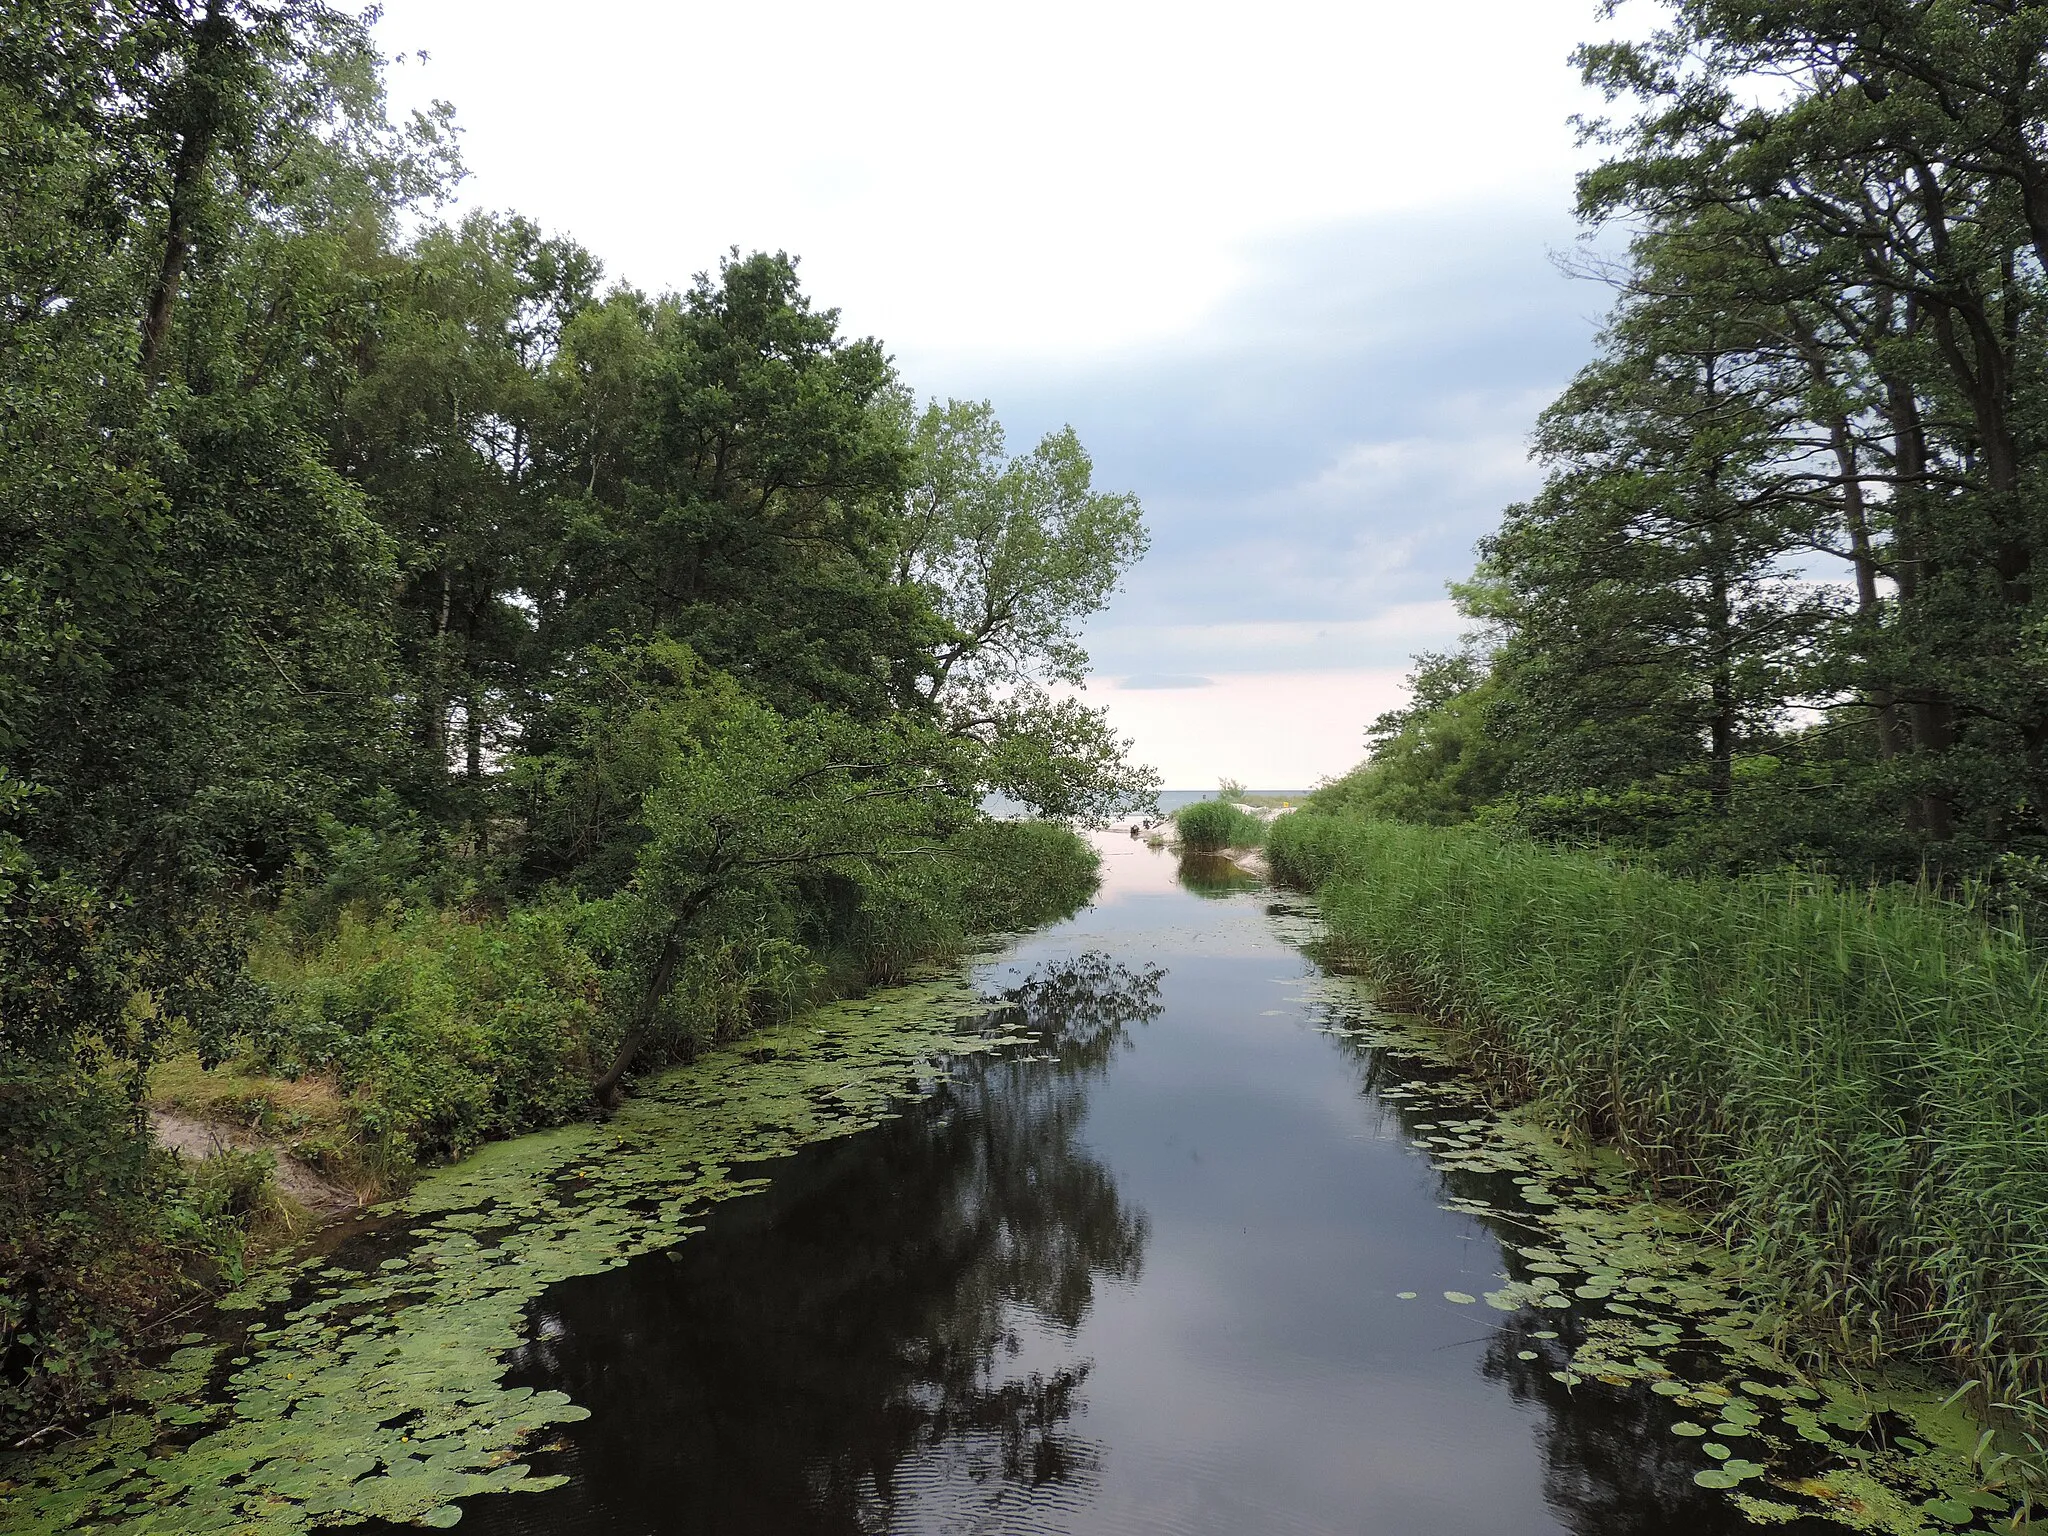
[371,0,1624,787]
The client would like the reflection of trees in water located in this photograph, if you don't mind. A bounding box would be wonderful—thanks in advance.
[460,954,1160,1536]
[1308,1004,1783,1536]
[995,950,1165,1077]
[1477,1325,1779,1536]
[1175,851,1260,900]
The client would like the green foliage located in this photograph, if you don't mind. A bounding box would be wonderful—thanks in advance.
[1310,653,1510,825]
[252,903,606,1174]
[1270,810,2048,1469]
[544,250,925,722]
[0,3,1144,1433]
[1173,798,1266,853]
[898,397,1158,822]
[1325,3,2048,885]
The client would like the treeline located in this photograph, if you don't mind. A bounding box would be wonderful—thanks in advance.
[0,3,1149,1431]
[1332,1,2048,887]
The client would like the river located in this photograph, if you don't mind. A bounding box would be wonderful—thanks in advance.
[377,832,1840,1536]
[6,832,1994,1536]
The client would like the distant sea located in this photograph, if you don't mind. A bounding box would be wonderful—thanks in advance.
[984,789,1313,822]
[1155,790,1312,813]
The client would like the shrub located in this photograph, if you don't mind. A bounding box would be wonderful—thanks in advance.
[251,901,605,1176]
[1173,798,1265,852]
[0,1065,285,1438]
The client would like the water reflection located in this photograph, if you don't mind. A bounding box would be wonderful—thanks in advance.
[1303,992,1832,1536]
[349,847,1847,1536]
[440,956,1162,1536]
[1174,851,1261,899]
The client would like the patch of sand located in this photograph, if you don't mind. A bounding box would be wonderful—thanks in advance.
[147,1108,362,1220]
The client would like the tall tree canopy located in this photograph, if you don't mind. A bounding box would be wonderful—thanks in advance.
[1326,0,2048,882]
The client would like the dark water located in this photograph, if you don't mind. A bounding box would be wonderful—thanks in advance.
[431,836,1786,1536]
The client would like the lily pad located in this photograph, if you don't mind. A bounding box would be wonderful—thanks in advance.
[0,974,1018,1536]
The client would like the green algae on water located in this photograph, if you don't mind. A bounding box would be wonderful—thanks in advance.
[0,977,1018,1536]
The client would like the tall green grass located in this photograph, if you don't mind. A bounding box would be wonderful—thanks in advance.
[1269,812,2048,1468]
[1174,799,1266,852]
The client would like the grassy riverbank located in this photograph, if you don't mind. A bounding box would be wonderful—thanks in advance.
[1268,811,2048,1483]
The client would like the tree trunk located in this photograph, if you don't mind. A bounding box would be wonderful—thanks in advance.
[423,568,452,766]
[1881,370,1957,842]
[592,882,721,1107]
[1825,412,1900,759]
[1707,567,1735,813]
[140,0,230,380]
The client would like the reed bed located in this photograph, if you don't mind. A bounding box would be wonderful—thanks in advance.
[1268,812,2048,1462]
[1174,799,1266,852]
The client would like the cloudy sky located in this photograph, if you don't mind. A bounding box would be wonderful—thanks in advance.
[371,0,1624,787]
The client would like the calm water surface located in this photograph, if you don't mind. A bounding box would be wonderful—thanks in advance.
[434,834,1786,1536]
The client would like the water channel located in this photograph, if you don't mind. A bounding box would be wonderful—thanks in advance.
[8,831,1996,1536]
[385,833,1848,1536]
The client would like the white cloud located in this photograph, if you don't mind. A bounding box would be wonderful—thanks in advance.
[372,1,1615,359]
[1095,601,1464,677]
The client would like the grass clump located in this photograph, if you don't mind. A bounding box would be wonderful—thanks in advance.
[1174,799,1266,852]
[1268,811,2048,1485]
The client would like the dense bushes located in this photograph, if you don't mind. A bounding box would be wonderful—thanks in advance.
[240,819,1098,1185]
[1173,799,1265,852]
[1269,811,2048,1471]
[249,904,608,1176]
[0,1064,288,1439]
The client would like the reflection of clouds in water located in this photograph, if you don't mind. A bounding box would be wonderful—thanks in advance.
[469,948,1171,1536]
[1088,834,1188,904]
[438,837,1823,1536]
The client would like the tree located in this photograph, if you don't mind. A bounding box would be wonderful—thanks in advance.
[1574,0,2048,855]
[1316,651,1511,826]
[332,212,600,809]
[543,252,931,721]
[589,698,982,1103]
[898,398,1157,820]
[0,0,454,1429]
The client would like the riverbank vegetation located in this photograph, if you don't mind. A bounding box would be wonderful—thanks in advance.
[0,3,1149,1436]
[1172,797,1266,853]
[1270,816,2046,1485]
[1293,0,2048,1491]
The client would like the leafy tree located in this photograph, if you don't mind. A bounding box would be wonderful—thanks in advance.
[1573,0,2048,855]
[1314,652,1511,826]
[543,252,931,720]
[331,212,600,808]
[0,0,454,1429]
[898,398,1157,820]
[588,699,982,1103]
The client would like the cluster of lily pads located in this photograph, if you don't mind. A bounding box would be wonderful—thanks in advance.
[0,978,1032,1535]
[1266,896,2016,1536]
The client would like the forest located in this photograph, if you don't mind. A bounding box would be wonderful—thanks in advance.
[0,1,1153,1434]
[1326,0,2048,893]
